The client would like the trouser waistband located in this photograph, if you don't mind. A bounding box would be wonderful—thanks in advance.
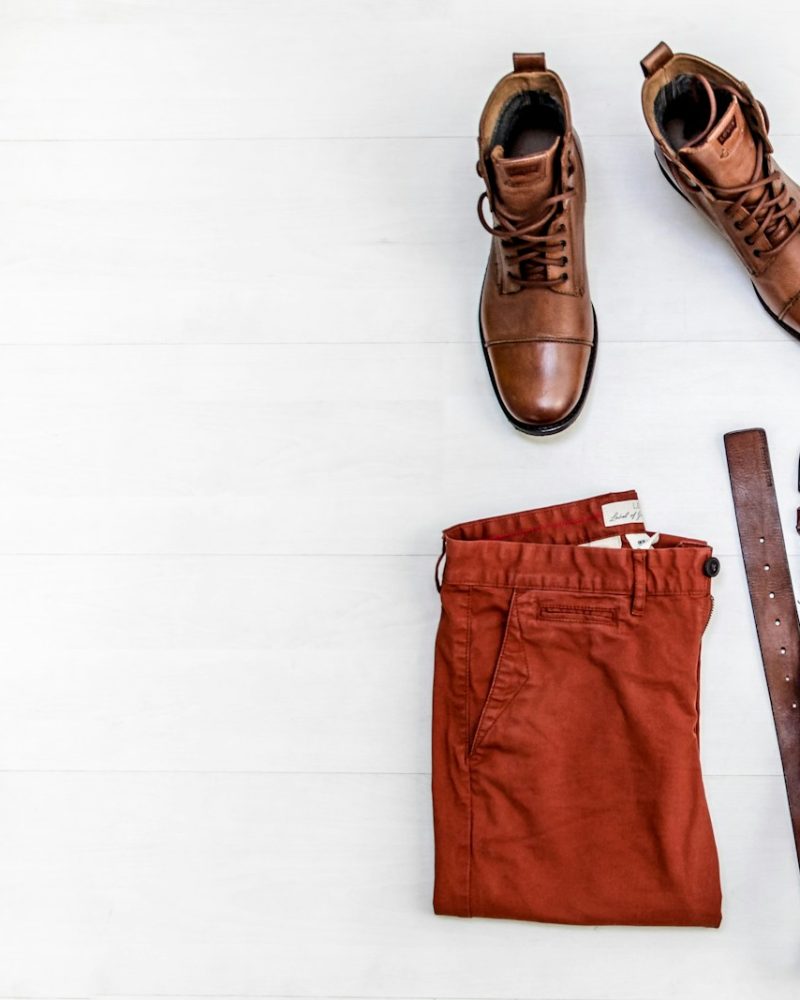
[437,490,713,600]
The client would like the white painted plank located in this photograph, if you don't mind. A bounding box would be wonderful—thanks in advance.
[0,135,794,346]
[0,343,795,556]
[0,646,432,775]
[1,1,799,141]
[0,773,796,998]
[0,555,432,775]
[0,343,441,554]
[0,554,427,653]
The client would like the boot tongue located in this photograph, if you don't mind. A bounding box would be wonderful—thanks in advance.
[679,90,759,196]
[489,138,560,216]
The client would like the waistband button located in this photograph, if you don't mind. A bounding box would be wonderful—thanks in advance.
[703,557,720,578]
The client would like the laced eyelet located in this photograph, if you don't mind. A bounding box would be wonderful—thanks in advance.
[561,257,568,266]
[560,240,566,248]
[560,273,568,283]
[745,237,754,246]
[754,249,762,258]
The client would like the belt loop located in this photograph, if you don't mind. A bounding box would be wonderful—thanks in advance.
[434,535,447,593]
[631,550,648,617]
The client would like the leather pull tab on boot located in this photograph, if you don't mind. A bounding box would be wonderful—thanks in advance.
[513,52,546,72]
[640,41,673,77]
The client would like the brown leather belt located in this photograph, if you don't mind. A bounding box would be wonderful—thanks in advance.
[725,428,800,869]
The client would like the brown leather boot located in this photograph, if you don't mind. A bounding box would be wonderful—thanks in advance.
[641,42,800,339]
[477,52,597,436]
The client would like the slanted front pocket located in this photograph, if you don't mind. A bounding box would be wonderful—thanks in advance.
[469,589,531,756]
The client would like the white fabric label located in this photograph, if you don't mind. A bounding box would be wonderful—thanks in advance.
[580,535,623,549]
[624,531,660,550]
[601,499,643,528]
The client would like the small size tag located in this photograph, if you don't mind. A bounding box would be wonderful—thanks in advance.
[718,117,737,145]
[625,531,660,550]
[580,535,623,549]
[601,499,643,528]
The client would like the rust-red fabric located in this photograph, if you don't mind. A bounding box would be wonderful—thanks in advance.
[431,491,722,926]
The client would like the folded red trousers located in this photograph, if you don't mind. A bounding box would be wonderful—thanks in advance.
[431,491,722,926]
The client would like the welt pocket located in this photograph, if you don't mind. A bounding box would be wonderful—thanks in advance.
[538,602,618,627]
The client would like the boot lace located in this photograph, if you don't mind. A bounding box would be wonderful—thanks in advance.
[477,188,574,287]
[703,82,799,257]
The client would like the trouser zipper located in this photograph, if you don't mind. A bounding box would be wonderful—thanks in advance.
[702,595,715,637]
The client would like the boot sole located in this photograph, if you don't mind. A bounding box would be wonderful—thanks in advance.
[478,300,598,437]
[655,154,800,342]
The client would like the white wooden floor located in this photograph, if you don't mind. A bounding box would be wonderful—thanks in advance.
[1,1,800,997]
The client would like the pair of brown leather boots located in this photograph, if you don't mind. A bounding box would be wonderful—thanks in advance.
[478,42,800,435]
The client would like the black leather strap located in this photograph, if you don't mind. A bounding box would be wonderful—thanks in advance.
[725,428,800,869]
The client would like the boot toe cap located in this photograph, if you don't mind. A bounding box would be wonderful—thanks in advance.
[487,340,592,432]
